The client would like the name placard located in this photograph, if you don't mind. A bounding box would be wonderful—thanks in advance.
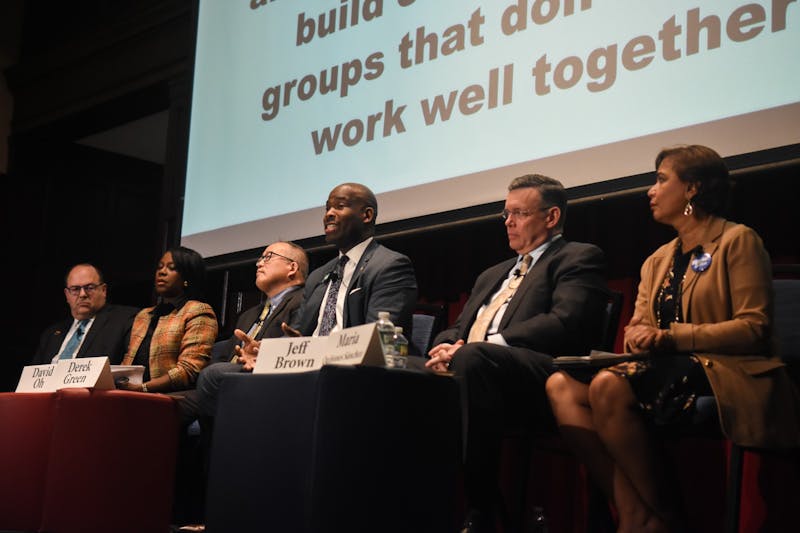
[252,323,386,374]
[16,356,115,393]
[15,363,60,392]
[324,323,385,367]
[253,336,327,374]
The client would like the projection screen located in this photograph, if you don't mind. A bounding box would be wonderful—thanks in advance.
[182,0,800,258]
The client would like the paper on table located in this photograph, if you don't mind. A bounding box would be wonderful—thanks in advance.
[110,365,145,385]
[552,350,648,368]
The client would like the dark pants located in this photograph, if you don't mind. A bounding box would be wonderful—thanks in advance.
[450,342,557,512]
[172,362,245,427]
[169,362,247,524]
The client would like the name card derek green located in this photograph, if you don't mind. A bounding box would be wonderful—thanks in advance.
[16,356,115,392]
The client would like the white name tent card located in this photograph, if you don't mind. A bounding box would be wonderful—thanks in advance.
[253,323,386,375]
[16,356,115,393]
[253,336,327,374]
[324,322,385,367]
[15,363,59,392]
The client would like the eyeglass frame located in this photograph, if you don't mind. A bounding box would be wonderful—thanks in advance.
[500,206,552,220]
[65,283,106,296]
[256,250,296,265]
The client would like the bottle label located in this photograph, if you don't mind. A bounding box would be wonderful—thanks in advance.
[379,331,396,355]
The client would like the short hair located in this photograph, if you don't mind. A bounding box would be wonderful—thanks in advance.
[508,174,568,231]
[338,182,378,224]
[167,246,207,301]
[275,241,309,281]
[655,145,730,216]
[65,263,104,286]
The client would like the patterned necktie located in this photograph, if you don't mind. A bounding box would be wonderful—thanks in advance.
[231,302,272,363]
[248,301,272,340]
[467,254,533,343]
[59,319,90,359]
[318,255,349,336]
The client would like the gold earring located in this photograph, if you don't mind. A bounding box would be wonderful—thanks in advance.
[183,280,189,288]
[683,201,694,216]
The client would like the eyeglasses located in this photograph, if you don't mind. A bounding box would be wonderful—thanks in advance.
[65,283,104,296]
[256,251,296,265]
[500,207,550,220]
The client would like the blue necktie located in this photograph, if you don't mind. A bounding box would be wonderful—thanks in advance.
[319,255,349,336]
[59,319,89,359]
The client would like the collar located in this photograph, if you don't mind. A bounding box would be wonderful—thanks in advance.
[517,234,561,268]
[71,316,95,328]
[340,236,373,266]
[154,294,188,314]
[268,285,301,311]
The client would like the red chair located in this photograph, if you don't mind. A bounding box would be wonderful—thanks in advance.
[0,391,58,531]
[0,388,180,533]
[39,388,180,533]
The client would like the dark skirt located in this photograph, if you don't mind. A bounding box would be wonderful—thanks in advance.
[605,354,712,426]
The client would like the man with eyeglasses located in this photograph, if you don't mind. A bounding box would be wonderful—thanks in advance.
[173,184,417,530]
[425,174,608,533]
[32,263,139,365]
[167,242,309,530]
[175,241,308,425]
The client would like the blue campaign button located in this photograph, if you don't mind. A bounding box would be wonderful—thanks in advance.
[691,252,712,273]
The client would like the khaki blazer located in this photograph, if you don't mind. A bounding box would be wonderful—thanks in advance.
[630,217,800,448]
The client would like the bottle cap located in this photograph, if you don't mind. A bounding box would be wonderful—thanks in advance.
[378,311,390,319]
[395,327,403,333]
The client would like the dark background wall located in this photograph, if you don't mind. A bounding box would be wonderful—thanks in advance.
[1,1,797,391]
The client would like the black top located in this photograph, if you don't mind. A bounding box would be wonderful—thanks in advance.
[657,245,702,328]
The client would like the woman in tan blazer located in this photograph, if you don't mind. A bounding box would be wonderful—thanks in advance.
[546,145,800,532]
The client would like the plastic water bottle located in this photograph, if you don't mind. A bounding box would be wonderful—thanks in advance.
[391,326,409,368]
[376,311,396,364]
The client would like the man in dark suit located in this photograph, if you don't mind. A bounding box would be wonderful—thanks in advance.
[169,241,309,529]
[235,182,418,348]
[32,263,138,365]
[426,174,608,533]
[288,182,417,338]
[176,240,307,422]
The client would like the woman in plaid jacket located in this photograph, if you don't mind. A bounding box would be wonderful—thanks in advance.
[121,246,218,393]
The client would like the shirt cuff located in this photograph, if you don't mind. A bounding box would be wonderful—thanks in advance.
[485,333,509,347]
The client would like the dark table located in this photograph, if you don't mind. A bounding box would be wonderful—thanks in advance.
[205,363,462,533]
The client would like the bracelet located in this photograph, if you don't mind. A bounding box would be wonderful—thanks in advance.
[141,383,148,393]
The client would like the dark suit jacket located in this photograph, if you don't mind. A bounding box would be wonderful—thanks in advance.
[293,240,418,338]
[435,238,608,357]
[32,304,139,365]
[211,285,304,364]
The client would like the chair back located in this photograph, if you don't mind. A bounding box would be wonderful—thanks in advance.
[411,303,448,355]
[412,314,436,355]
[598,290,624,352]
[773,279,800,362]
